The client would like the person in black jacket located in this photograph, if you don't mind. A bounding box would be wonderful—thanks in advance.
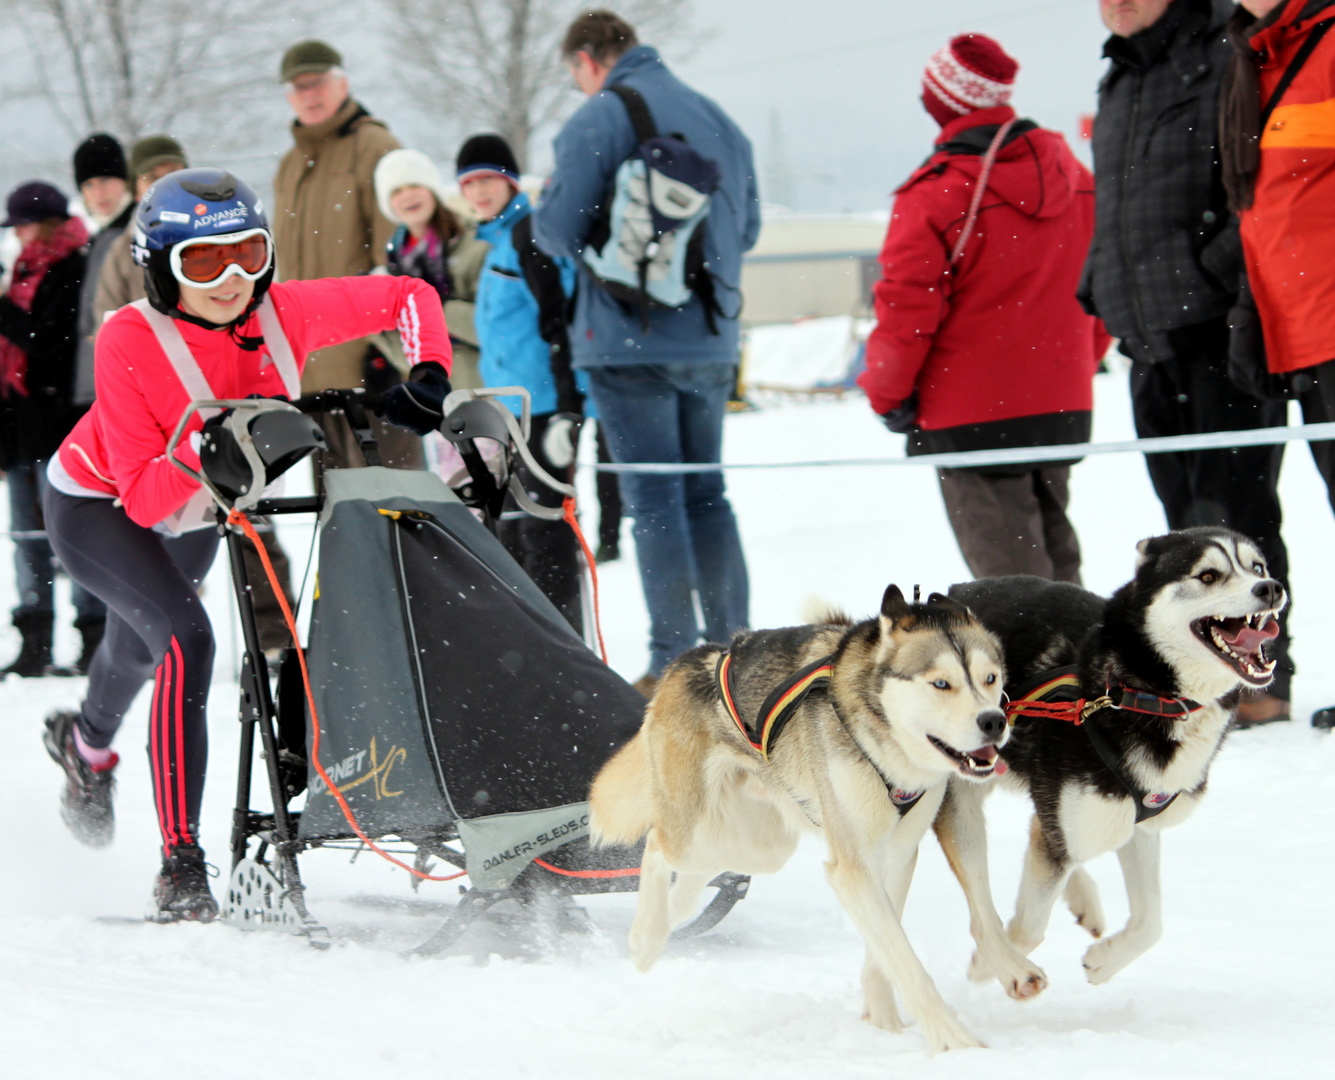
[1081,0,1292,726]
[0,182,107,676]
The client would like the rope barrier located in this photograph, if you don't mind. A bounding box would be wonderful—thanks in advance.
[579,421,1335,475]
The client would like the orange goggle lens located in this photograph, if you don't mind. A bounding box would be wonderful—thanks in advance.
[176,235,270,283]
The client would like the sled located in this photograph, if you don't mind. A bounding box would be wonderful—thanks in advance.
[166,386,748,952]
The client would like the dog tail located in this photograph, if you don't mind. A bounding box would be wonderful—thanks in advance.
[589,730,655,848]
[800,594,853,627]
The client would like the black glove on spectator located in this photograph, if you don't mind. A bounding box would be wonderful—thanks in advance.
[381,362,452,435]
[876,390,919,435]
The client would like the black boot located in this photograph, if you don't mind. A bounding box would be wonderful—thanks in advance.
[151,844,219,922]
[1312,706,1335,732]
[3,612,53,677]
[74,616,105,676]
[43,711,117,847]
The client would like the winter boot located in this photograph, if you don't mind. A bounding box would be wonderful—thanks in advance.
[3,611,54,677]
[43,711,117,847]
[74,616,106,677]
[151,844,219,923]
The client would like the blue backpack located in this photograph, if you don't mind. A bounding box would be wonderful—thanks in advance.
[582,84,724,333]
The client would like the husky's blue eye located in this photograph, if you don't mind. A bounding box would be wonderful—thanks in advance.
[1254,562,1266,575]
[933,679,950,690]
[986,673,997,685]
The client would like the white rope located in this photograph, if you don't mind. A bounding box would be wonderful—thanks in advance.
[582,422,1335,474]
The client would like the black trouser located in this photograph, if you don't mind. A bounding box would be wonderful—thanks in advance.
[595,421,623,551]
[498,413,584,635]
[1296,360,1335,514]
[938,466,1082,584]
[1130,318,1291,697]
[42,488,219,857]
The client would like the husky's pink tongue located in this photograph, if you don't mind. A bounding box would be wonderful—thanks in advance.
[971,745,999,763]
[1221,618,1279,654]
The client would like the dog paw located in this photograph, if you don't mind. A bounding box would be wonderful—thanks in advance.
[862,1001,905,1034]
[1081,936,1128,985]
[1002,965,1047,1001]
[627,926,666,973]
[1064,868,1106,940]
[919,1011,984,1054]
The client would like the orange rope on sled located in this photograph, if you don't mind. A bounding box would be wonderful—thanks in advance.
[532,857,639,879]
[227,509,467,883]
[563,496,607,665]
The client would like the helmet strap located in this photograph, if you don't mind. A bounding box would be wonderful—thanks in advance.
[167,295,266,350]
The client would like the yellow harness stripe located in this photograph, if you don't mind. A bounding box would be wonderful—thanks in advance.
[758,665,834,760]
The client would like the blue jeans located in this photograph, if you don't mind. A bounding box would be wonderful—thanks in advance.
[585,363,749,675]
[7,462,105,624]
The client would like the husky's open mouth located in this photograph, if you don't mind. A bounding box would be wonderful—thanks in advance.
[928,736,999,778]
[1191,611,1280,685]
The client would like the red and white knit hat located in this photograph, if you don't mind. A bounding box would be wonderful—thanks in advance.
[922,34,1019,122]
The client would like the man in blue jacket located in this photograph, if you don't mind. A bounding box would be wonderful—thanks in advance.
[533,9,760,694]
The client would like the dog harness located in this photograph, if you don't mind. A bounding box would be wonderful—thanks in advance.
[714,651,925,816]
[1004,666,1200,822]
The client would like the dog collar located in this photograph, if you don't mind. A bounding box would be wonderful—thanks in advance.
[1004,666,1202,726]
[1003,665,1189,823]
[715,651,928,818]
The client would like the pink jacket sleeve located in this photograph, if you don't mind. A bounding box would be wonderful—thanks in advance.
[94,327,204,529]
[276,275,453,374]
[856,186,953,416]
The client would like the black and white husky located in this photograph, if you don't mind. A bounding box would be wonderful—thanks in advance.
[936,527,1285,998]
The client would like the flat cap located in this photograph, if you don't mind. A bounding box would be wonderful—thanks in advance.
[281,40,343,83]
[129,135,188,178]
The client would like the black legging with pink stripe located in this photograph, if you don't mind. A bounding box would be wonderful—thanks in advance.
[42,487,219,856]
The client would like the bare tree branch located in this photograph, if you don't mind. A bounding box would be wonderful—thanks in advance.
[379,0,698,170]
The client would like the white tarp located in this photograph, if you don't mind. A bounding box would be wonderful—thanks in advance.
[743,316,867,390]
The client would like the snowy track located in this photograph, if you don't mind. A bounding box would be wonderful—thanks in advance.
[3,372,1332,1077]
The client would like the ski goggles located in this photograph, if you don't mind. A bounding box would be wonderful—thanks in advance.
[169,228,273,287]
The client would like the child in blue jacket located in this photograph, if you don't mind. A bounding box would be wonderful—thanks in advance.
[457,134,586,633]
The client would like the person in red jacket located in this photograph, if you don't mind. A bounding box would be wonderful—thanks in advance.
[858,34,1109,583]
[38,169,452,920]
[1222,0,1335,728]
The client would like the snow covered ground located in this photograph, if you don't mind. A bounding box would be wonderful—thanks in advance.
[2,368,1333,1078]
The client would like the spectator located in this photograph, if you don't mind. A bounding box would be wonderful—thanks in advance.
[1221,0,1335,729]
[272,40,421,470]
[533,9,759,694]
[72,133,132,406]
[373,147,489,392]
[92,135,190,326]
[457,133,586,634]
[0,182,105,676]
[1081,0,1292,725]
[858,35,1108,584]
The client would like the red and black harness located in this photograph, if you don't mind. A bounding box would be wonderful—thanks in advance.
[715,651,926,816]
[1004,665,1203,823]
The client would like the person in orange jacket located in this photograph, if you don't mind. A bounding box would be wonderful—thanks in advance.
[1221,0,1335,729]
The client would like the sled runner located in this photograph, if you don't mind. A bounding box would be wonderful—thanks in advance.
[166,387,748,952]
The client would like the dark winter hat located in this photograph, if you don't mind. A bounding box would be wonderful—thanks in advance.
[281,40,343,83]
[922,34,1019,127]
[129,135,188,178]
[1,181,70,227]
[455,134,521,186]
[73,133,128,187]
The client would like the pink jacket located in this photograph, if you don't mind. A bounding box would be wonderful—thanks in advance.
[58,275,450,528]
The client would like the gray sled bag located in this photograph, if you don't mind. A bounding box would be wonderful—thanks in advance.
[297,467,645,889]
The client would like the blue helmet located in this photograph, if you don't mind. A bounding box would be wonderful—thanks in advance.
[132,168,275,323]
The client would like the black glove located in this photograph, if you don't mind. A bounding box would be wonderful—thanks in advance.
[876,390,919,435]
[380,362,451,435]
[199,410,252,500]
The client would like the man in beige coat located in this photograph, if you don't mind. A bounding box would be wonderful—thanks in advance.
[272,39,422,470]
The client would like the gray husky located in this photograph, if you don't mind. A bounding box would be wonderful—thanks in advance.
[590,586,1008,1052]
